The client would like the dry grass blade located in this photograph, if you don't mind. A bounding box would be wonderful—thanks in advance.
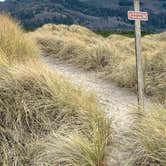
[0,13,39,64]
[128,105,166,166]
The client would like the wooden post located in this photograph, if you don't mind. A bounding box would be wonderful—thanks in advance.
[134,0,145,110]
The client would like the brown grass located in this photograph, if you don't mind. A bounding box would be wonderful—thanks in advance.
[32,25,166,104]
[0,13,39,64]
[31,24,112,70]
[0,48,8,66]
[0,62,111,165]
[106,34,166,103]
[128,105,166,165]
[0,16,112,166]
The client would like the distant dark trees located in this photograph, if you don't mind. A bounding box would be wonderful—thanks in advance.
[0,0,165,31]
[118,0,132,6]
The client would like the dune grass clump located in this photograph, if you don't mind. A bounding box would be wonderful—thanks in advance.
[32,24,112,70]
[128,105,166,165]
[0,62,111,166]
[0,14,39,64]
[32,25,165,103]
[107,34,166,103]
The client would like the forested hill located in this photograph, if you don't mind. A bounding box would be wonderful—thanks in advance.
[0,0,166,31]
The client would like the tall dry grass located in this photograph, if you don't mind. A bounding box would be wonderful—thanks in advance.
[0,15,112,165]
[32,24,112,70]
[107,34,166,103]
[128,105,166,165]
[0,63,111,166]
[32,25,166,103]
[0,48,7,66]
[0,13,39,64]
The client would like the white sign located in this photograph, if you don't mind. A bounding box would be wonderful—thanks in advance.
[128,11,148,21]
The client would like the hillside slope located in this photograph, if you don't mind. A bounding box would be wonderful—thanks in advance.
[0,14,111,166]
[31,24,166,103]
[0,0,166,31]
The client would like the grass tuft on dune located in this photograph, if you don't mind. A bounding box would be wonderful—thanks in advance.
[32,24,112,70]
[0,13,39,64]
[128,105,166,165]
[107,34,166,103]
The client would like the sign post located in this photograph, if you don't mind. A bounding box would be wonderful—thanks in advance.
[128,0,148,110]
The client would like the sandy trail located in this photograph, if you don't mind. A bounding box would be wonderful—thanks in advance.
[42,56,143,166]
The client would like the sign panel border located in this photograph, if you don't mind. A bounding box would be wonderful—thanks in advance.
[128,11,148,21]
